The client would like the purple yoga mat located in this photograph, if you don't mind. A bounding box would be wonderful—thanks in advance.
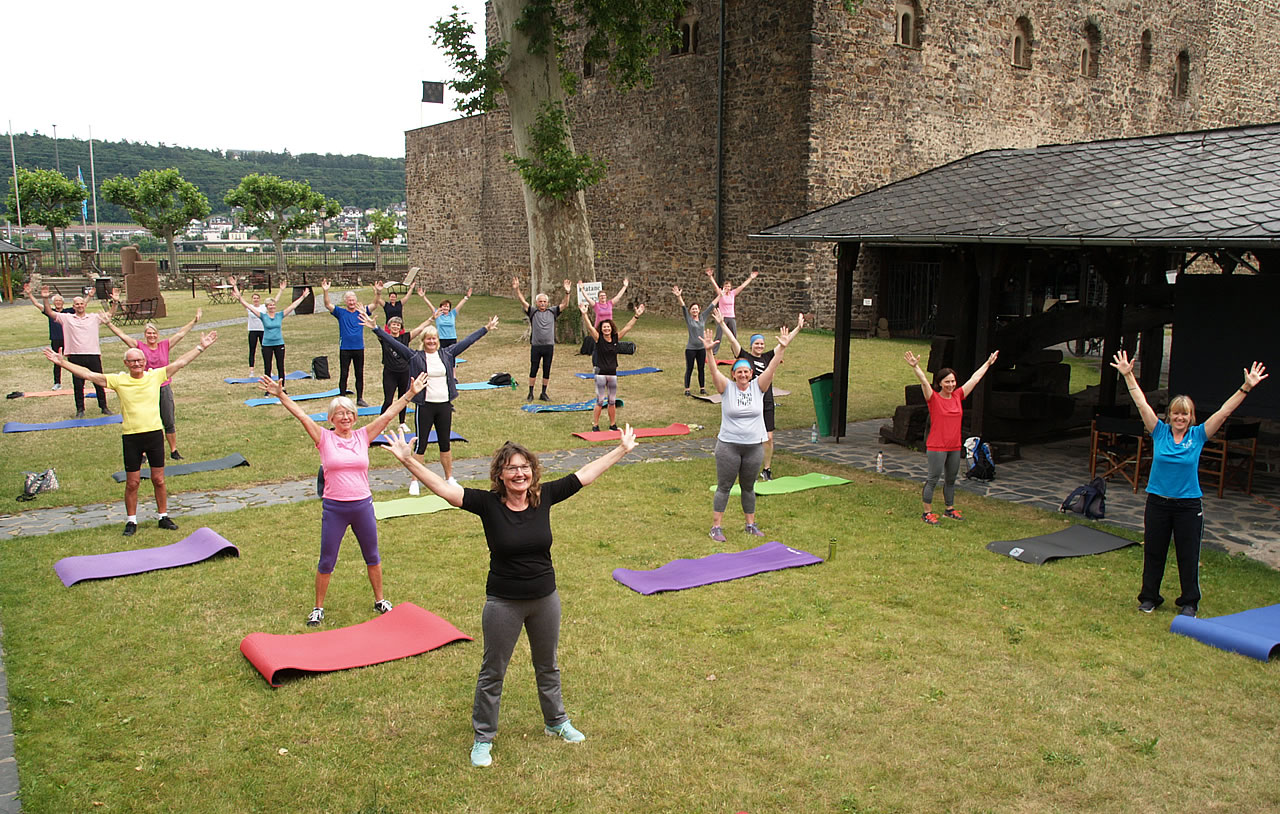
[612,541,823,595]
[54,527,239,587]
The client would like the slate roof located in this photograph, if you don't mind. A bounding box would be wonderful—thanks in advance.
[0,238,28,254]
[753,122,1280,247]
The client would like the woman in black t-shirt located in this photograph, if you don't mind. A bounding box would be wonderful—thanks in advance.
[579,302,644,432]
[381,425,637,768]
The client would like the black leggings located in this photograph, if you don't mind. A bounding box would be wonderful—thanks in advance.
[414,401,454,454]
[684,348,706,389]
[262,344,285,381]
[248,330,264,367]
[67,353,107,411]
[382,368,411,423]
[529,344,554,380]
[339,349,365,399]
[1139,494,1204,609]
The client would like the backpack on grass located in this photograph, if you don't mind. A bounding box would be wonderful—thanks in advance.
[312,356,330,379]
[963,437,996,481]
[1060,476,1107,520]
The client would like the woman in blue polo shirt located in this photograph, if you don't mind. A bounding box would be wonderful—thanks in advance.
[1112,350,1268,617]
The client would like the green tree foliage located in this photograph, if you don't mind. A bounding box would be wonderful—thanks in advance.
[101,168,211,281]
[4,167,87,255]
[224,174,341,275]
[7,133,403,221]
[506,101,607,201]
[365,209,399,273]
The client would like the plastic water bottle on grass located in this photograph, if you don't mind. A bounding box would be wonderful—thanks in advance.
[810,423,818,443]
[876,451,884,473]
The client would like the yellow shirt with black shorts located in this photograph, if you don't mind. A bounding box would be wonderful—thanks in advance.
[104,368,166,435]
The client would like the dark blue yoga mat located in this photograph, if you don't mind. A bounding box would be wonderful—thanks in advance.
[307,405,416,420]
[4,414,123,433]
[613,541,823,595]
[521,398,624,413]
[575,366,662,379]
[111,453,250,482]
[225,370,312,384]
[1170,604,1280,662]
[245,388,341,406]
[370,429,466,446]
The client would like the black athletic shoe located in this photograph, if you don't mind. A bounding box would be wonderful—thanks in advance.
[539,392,551,402]
[170,450,183,461]
[75,409,85,419]
[1138,600,1158,614]
[592,425,600,432]
[158,517,179,531]
[101,406,113,416]
[526,391,534,401]
[307,607,324,627]
[1178,604,1197,618]
[122,522,137,537]
[356,399,370,408]
[609,424,618,431]
[760,467,773,481]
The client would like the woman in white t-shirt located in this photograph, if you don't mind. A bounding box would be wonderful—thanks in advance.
[703,318,801,542]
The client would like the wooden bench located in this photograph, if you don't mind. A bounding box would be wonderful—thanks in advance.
[341,261,376,285]
[184,264,223,298]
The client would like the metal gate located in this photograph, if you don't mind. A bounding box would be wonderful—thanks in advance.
[884,260,941,337]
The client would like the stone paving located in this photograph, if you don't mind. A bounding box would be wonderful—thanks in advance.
[0,418,1277,811]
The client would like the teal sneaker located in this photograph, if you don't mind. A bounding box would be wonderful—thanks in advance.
[470,741,493,767]
[545,720,586,743]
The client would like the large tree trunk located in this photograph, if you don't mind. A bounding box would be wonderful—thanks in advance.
[493,0,595,306]
[164,233,179,281]
[373,240,383,274]
[270,225,287,276]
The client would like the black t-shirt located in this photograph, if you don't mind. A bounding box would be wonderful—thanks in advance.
[595,334,620,376]
[382,301,403,322]
[378,329,412,373]
[460,474,583,599]
[737,348,775,407]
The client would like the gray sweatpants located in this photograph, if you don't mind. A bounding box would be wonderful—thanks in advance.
[473,591,566,743]
[922,449,963,507]
[714,439,764,515]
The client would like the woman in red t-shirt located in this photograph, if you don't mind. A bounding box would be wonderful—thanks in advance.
[905,350,999,525]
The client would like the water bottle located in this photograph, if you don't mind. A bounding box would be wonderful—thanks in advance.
[876,451,884,473]
[810,423,818,443]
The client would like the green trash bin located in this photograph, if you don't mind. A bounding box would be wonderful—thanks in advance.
[809,372,834,438]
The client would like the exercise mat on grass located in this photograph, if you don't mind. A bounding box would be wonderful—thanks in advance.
[308,405,415,420]
[4,414,123,432]
[225,371,312,384]
[613,541,823,595]
[54,527,239,587]
[708,472,851,496]
[374,494,457,520]
[111,453,249,482]
[12,389,74,398]
[573,423,689,442]
[985,525,1137,565]
[1170,604,1280,662]
[245,388,341,406]
[370,429,466,446]
[457,381,510,390]
[521,398,624,413]
[575,366,662,379]
[240,602,472,687]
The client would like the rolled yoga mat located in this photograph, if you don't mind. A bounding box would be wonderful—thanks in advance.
[4,414,123,432]
[374,494,457,520]
[245,388,341,406]
[239,602,473,687]
[613,541,823,595]
[575,366,663,379]
[370,429,466,447]
[985,524,1137,565]
[111,453,250,482]
[573,423,690,442]
[1169,604,1280,662]
[54,527,239,587]
[521,398,624,413]
[225,370,313,384]
[709,472,851,496]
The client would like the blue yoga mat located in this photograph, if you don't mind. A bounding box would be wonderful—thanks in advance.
[370,429,466,446]
[457,381,509,391]
[575,366,662,379]
[245,388,341,406]
[4,414,123,433]
[1170,604,1280,662]
[224,370,312,384]
[521,398,624,413]
[307,405,416,420]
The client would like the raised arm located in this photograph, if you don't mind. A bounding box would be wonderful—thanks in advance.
[371,280,384,310]
[904,350,934,403]
[282,288,311,316]
[1203,361,1268,438]
[1110,350,1159,433]
[43,348,108,387]
[559,279,572,310]
[755,317,801,393]
[960,350,999,395]
[24,284,54,317]
[447,316,497,359]
[616,304,643,339]
[320,279,336,313]
[611,277,630,305]
[579,303,599,340]
[360,312,412,364]
[228,277,258,311]
[276,279,288,303]
[168,308,203,349]
[672,284,686,308]
[710,307,742,356]
[731,270,759,297]
[701,267,722,297]
[364,373,428,439]
[573,425,637,486]
[381,426,464,507]
[104,319,140,348]
[454,287,472,314]
[163,331,218,380]
[701,329,730,394]
[104,289,120,319]
[512,277,530,311]
[259,374,324,445]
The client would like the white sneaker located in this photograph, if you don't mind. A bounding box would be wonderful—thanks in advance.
[52,382,62,391]
[446,477,459,487]
[409,479,421,496]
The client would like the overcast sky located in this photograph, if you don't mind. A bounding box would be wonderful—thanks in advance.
[6,0,487,159]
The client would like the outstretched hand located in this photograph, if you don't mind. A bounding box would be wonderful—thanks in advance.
[671,284,682,297]
[485,315,499,331]
[579,302,589,315]
[382,425,414,460]
[562,279,572,292]
[320,279,331,291]
[904,351,921,368]
[408,372,429,397]
[618,424,637,453]
[197,331,218,351]
[511,276,521,290]
[1110,350,1134,376]
[700,327,716,351]
[634,303,646,317]
[194,308,203,322]
[258,375,282,396]
[985,350,1000,367]
[42,347,65,365]
[357,311,378,330]
[1244,361,1269,389]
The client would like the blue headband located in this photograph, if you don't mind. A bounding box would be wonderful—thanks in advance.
[749,334,765,346]
[732,360,752,373]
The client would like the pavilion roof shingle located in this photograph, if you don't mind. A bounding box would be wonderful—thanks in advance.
[753,122,1280,247]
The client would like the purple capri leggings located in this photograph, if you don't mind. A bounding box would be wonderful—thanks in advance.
[318,496,379,574]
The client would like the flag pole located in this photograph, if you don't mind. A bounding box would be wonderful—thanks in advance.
[88,126,100,254]
[7,122,22,248]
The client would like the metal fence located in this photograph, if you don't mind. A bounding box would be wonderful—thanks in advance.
[92,241,409,273]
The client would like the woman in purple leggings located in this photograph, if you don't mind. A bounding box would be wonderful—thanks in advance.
[261,371,427,627]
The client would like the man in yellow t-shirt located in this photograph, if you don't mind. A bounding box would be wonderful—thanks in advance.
[45,330,220,537]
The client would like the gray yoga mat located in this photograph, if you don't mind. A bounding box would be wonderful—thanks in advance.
[111,453,249,482]
[986,524,1137,565]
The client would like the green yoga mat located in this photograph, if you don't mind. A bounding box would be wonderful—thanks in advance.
[709,472,851,496]
[373,494,457,520]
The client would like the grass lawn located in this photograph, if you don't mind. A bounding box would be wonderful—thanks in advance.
[7,290,1275,813]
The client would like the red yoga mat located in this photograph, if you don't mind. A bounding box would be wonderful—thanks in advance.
[19,389,74,398]
[240,602,472,687]
[572,422,691,442]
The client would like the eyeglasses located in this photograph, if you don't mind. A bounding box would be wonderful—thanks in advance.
[502,464,532,474]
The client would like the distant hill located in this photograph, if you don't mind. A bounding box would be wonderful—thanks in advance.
[5,132,405,222]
